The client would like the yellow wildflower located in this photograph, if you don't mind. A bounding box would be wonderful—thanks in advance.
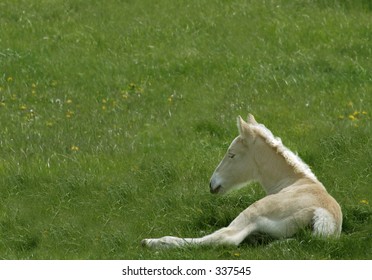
[348,114,356,121]
[66,110,74,118]
[360,199,369,205]
[7,77,13,82]
[20,104,27,110]
[71,145,79,152]
[66,99,73,104]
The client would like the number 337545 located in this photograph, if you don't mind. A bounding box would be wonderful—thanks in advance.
[215,267,251,276]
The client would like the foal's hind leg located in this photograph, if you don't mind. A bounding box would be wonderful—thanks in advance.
[142,212,256,248]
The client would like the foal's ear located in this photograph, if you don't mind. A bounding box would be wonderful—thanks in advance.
[247,114,258,125]
[237,116,254,139]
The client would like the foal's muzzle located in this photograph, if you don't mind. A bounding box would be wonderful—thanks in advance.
[209,182,222,194]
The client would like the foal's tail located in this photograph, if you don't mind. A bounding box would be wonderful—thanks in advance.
[312,207,342,237]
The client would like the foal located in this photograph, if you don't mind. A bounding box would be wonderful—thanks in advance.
[142,114,342,248]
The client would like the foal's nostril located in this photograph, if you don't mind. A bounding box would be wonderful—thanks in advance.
[210,184,222,194]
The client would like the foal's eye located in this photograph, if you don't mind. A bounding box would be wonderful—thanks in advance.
[228,153,236,159]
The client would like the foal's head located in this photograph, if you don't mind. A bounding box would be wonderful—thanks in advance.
[209,114,259,194]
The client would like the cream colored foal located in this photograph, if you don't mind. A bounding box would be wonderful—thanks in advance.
[142,114,342,248]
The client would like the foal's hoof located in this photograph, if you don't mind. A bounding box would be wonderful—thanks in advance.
[141,236,185,248]
[141,238,162,248]
[141,239,151,247]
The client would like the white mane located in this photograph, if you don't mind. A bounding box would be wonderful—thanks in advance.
[252,124,318,182]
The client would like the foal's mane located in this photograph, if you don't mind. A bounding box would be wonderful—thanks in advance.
[252,123,318,181]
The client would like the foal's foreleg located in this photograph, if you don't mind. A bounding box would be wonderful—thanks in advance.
[142,212,256,248]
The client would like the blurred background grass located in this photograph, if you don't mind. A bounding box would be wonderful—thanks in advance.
[0,0,371,259]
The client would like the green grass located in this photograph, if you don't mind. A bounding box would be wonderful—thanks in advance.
[0,0,371,259]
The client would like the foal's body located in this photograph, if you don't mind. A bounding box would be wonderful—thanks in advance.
[142,115,342,248]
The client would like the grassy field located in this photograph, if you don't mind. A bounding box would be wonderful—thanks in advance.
[0,0,371,259]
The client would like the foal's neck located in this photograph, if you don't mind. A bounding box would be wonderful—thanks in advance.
[260,176,302,194]
[253,138,312,195]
